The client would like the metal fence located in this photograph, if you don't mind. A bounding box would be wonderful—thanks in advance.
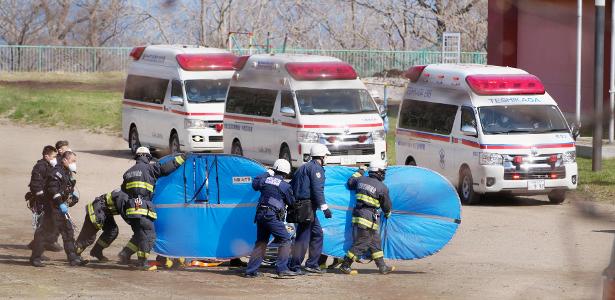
[0,45,487,77]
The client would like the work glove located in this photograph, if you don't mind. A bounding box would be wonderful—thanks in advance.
[323,208,333,219]
[267,169,275,177]
[59,203,69,214]
[384,212,391,219]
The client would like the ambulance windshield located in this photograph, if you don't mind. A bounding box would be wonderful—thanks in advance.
[185,79,230,103]
[478,105,569,135]
[295,89,377,115]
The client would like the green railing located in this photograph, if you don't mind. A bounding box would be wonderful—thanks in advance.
[0,45,486,77]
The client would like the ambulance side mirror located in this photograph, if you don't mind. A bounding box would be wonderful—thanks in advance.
[281,106,296,117]
[461,125,478,137]
[378,104,387,119]
[570,122,581,141]
[170,96,184,106]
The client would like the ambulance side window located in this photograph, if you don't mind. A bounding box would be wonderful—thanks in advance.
[124,75,168,104]
[226,86,277,117]
[398,99,457,135]
[171,80,183,99]
[460,107,477,130]
[280,91,296,117]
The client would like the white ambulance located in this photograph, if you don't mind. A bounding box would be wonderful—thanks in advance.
[122,45,236,153]
[223,54,387,167]
[395,64,579,204]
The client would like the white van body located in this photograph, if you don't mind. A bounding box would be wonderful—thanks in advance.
[122,45,236,153]
[395,64,578,204]
[223,54,387,168]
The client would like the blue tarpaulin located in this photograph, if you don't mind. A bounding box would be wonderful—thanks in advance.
[152,155,461,260]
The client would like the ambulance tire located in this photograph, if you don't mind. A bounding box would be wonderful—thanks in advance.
[548,189,566,204]
[279,144,291,163]
[458,167,481,205]
[404,157,417,166]
[129,125,141,154]
[231,140,243,156]
[169,131,180,154]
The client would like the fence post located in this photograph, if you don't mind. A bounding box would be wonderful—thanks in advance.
[93,48,97,72]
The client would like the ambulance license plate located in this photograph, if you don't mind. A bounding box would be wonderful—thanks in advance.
[527,180,545,191]
[340,156,356,166]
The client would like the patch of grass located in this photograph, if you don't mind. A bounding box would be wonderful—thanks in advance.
[386,114,397,165]
[1,72,124,84]
[575,157,615,203]
[0,85,122,132]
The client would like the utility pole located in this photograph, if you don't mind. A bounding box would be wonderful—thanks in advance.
[593,0,605,171]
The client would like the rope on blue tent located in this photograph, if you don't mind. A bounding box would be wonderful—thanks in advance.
[215,155,220,204]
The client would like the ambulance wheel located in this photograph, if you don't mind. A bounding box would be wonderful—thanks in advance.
[129,125,141,154]
[405,157,416,166]
[459,167,481,205]
[279,144,291,163]
[169,131,180,154]
[231,140,243,156]
[548,189,566,204]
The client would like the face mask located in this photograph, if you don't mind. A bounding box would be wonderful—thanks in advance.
[49,158,57,167]
[68,162,77,173]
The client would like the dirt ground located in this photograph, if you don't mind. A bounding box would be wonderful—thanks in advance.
[0,80,124,92]
[0,120,614,299]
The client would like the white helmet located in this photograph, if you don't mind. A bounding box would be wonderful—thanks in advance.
[310,144,331,157]
[136,146,151,156]
[368,159,387,172]
[272,159,291,175]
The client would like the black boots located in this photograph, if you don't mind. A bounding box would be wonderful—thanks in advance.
[375,258,395,275]
[90,244,109,262]
[117,247,134,265]
[339,257,358,275]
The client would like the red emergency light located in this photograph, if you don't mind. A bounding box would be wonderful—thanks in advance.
[465,74,545,95]
[285,62,357,81]
[176,53,237,71]
[233,55,251,71]
[129,46,146,60]
[404,65,427,82]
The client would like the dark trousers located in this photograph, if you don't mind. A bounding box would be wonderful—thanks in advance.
[289,214,323,270]
[31,204,77,261]
[32,198,60,245]
[347,225,383,261]
[246,210,291,274]
[75,213,118,251]
[128,217,155,259]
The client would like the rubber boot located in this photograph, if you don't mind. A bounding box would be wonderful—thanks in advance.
[118,247,134,265]
[30,257,44,267]
[339,257,358,275]
[375,258,395,275]
[90,244,109,262]
[68,253,89,267]
[136,257,157,271]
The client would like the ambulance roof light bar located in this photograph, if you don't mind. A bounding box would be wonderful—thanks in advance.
[176,53,237,71]
[233,55,251,71]
[129,46,146,60]
[404,65,427,82]
[285,62,358,81]
[465,74,545,95]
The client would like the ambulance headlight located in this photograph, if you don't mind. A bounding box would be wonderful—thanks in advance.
[184,119,208,129]
[297,131,320,143]
[479,153,503,165]
[562,150,576,163]
[371,130,385,141]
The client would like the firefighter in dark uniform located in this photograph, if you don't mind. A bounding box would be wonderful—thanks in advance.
[75,189,130,261]
[30,151,87,267]
[26,145,63,252]
[117,147,186,271]
[339,159,395,275]
[244,159,299,278]
[289,144,333,274]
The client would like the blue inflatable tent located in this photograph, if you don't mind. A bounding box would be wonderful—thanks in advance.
[152,155,461,260]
